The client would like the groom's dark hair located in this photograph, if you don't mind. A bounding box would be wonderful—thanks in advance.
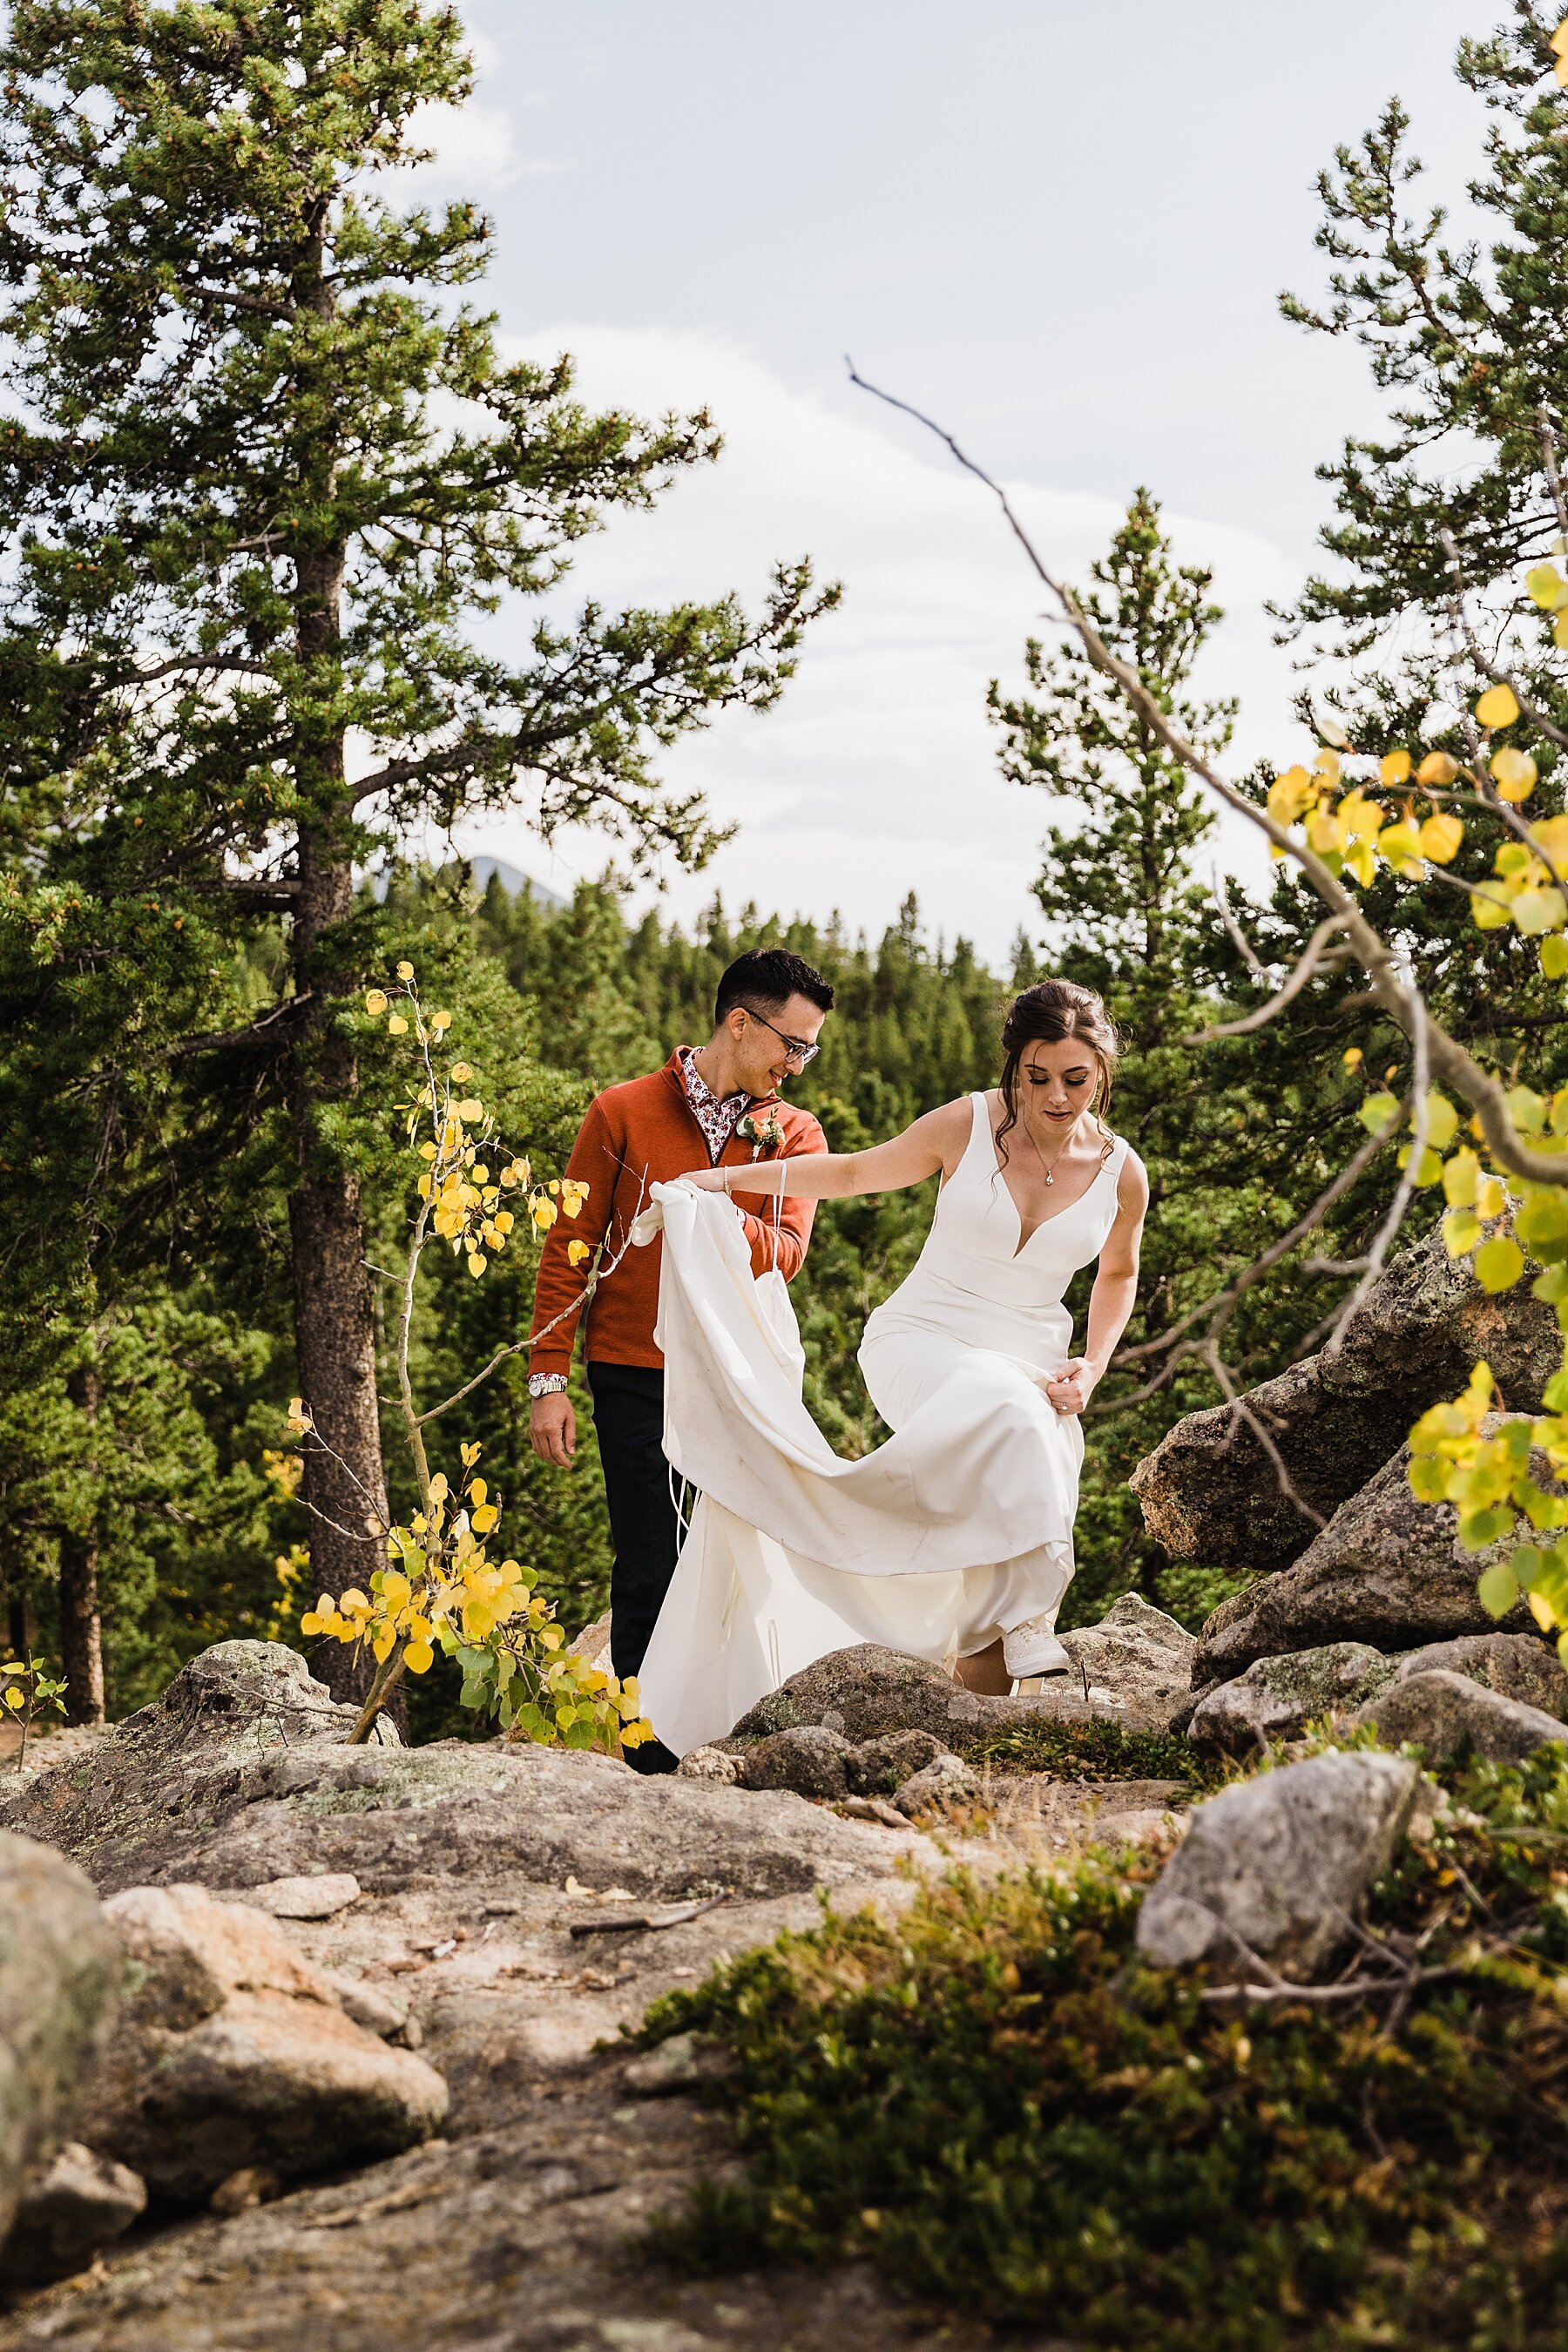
[714,946,835,1024]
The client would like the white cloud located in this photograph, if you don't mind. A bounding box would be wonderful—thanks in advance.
[456,328,1315,956]
[392,101,564,195]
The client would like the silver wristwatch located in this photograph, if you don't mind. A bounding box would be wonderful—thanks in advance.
[528,1373,569,1399]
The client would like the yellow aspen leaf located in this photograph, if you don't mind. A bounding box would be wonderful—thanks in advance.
[1556,612,1568,649]
[300,1610,323,1636]
[1558,51,1568,85]
[1543,935,1568,979]
[364,989,389,1016]
[1527,562,1568,607]
[467,1251,486,1277]
[1531,815,1568,862]
[429,1474,449,1503]
[469,1477,488,1504]
[404,1641,435,1674]
[1511,885,1567,935]
[1417,749,1458,786]
[1443,1148,1481,1206]
[387,1013,409,1035]
[1473,886,1514,930]
[1504,1084,1547,1133]
[533,1200,558,1231]
[1379,749,1413,786]
[3,1687,21,1712]
[471,1504,499,1534]
[1476,682,1521,729]
[396,960,415,981]
[567,1238,591,1267]
[1343,839,1376,888]
[1342,1046,1363,1069]
[1490,746,1538,801]
[457,1098,483,1120]
[1554,17,1568,56]
[1417,813,1464,862]
[431,1010,453,1033]
[1475,1235,1525,1293]
[1477,1175,1507,1220]
[418,1140,437,1159]
[449,1063,472,1083]
[1305,806,1343,856]
[1314,745,1342,782]
[372,1625,396,1663]
[1422,1092,1460,1151]
[1339,791,1381,843]
[1375,821,1423,877]
[1266,766,1315,826]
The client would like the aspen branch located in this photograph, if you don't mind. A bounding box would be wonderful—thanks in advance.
[846,362,1568,1190]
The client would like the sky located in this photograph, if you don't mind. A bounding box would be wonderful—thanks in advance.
[402,0,1490,957]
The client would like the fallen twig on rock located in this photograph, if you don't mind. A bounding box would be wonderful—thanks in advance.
[568,1896,727,1939]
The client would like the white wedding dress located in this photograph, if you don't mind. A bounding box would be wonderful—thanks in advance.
[634,1092,1130,1756]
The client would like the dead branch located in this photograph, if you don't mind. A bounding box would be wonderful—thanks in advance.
[1186,916,1350,1044]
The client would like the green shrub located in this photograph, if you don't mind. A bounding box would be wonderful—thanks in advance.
[639,1749,1568,2346]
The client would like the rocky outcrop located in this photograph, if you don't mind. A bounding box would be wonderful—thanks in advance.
[0,1641,919,1904]
[1348,1670,1568,1764]
[0,1833,119,2252]
[1137,1751,1420,1983]
[727,1626,1185,1754]
[1187,1643,1394,1753]
[1191,1447,1542,1683]
[1058,1593,1196,1727]
[1131,1231,1559,1573]
[87,1883,447,2204]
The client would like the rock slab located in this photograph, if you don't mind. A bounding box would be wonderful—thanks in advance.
[1058,1593,1197,1728]
[0,2142,145,2288]
[0,1831,119,2247]
[1136,1750,1420,1984]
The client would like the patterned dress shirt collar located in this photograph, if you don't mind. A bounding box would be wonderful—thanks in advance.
[679,1046,750,1166]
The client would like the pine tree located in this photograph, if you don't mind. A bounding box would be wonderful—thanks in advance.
[0,2,828,1696]
[989,489,1232,997]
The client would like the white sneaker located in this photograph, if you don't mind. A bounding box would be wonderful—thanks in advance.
[1003,1618,1071,1679]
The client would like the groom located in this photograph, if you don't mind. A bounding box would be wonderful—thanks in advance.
[528,946,834,1771]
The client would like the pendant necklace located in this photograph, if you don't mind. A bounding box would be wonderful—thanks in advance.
[1021,1109,1076,1188]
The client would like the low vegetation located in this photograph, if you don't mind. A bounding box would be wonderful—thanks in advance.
[639,1747,1568,2347]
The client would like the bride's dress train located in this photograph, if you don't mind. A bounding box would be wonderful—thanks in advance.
[635,1092,1130,1756]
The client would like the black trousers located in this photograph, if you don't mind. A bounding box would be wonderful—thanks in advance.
[586,1361,682,1774]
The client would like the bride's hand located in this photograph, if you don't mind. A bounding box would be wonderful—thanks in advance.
[678,1166,730,1193]
[1043,1358,1096,1416]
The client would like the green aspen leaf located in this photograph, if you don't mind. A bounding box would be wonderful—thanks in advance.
[1544,935,1568,979]
[1397,1143,1444,1187]
[1443,1206,1480,1258]
[1477,1562,1520,1619]
[1504,1085,1548,1134]
[1516,1193,1568,1250]
[1543,1367,1568,1409]
[1458,1504,1515,1551]
[1358,1091,1400,1134]
[1409,1454,1450,1504]
[1474,1235,1526,1293]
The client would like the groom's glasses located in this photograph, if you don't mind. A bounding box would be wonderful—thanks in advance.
[741,1005,820,1067]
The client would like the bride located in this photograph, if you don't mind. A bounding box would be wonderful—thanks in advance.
[633,978,1148,1757]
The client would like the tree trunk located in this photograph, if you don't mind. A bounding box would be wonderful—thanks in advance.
[60,1355,105,1724]
[287,822,391,1709]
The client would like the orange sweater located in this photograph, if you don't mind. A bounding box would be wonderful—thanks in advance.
[528,1051,828,1376]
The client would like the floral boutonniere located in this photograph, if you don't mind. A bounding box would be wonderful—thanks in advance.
[737,1108,785,1160]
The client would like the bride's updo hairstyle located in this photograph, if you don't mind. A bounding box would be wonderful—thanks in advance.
[996,979,1119,1167]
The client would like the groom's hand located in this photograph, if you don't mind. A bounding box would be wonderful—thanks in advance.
[531,1391,577,1466]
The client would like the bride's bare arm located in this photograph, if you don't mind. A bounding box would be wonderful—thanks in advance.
[679,1099,970,1200]
[1044,1152,1150,1416]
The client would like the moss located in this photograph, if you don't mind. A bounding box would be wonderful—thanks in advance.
[638,1747,1568,2345]
[963,1713,1221,1787]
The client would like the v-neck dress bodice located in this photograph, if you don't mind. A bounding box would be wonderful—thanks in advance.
[633,1094,1130,1757]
